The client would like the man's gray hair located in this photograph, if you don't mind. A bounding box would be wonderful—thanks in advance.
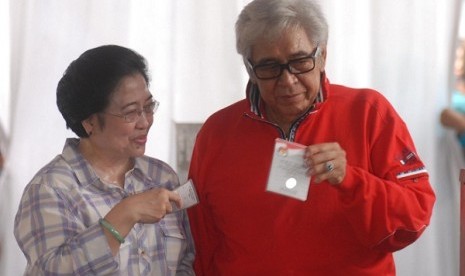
[235,0,328,62]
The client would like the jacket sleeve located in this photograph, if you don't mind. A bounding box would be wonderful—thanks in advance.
[186,128,220,276]
[338,166,434,252]
[336,95,435,252]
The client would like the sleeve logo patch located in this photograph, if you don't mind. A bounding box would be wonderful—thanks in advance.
[397,148,418,165]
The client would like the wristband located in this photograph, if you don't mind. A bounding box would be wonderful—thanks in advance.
[99,218,125,244]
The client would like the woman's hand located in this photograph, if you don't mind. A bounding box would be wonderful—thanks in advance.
[102,188,182,255]
[123,188,183,224]
[304,142,347,185]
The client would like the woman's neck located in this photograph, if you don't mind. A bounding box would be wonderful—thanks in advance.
[79,139,133,188]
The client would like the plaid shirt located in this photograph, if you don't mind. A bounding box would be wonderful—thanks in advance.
[14,138,195,276]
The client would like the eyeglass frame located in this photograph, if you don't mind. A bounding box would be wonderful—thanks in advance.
[104,99,160,123]
[247,45,320,80]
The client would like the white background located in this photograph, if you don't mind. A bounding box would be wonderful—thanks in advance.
[0,0,462,275]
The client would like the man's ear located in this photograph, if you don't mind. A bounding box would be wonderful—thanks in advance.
[250,75,258,84]
[319,47,327,73]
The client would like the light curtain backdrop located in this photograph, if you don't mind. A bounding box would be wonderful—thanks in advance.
[0,0,461,275]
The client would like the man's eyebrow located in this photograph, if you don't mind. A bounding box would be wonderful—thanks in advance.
[255,51,312,64]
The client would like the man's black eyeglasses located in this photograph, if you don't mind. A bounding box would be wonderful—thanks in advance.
[248,46,320,80]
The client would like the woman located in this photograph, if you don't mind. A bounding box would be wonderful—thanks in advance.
[14,45,195,275]
[187,0,435,275]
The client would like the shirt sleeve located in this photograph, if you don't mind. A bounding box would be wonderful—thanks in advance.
[158,165,195,275]
[14,181,118,275]
[336,96,435,252]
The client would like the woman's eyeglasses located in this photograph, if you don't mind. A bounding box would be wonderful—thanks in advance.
[105,100,159,123]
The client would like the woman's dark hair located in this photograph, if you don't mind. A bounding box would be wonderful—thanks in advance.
[56,45,150,137]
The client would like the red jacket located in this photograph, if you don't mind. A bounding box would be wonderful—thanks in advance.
[188,77,435,276]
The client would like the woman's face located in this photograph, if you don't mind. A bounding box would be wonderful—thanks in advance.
[250,26,325,124]
[87,73,154,160]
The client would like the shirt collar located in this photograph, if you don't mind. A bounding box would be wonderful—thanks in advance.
[61,138,150,189]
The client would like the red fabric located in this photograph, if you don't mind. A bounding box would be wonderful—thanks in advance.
[187,78,435,276]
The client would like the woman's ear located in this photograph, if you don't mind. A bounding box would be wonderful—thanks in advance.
[81,115,96,136]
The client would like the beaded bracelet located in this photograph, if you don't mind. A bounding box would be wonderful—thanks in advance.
[99,218,125,244]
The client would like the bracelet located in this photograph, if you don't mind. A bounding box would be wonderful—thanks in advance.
[99,218,125,244]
